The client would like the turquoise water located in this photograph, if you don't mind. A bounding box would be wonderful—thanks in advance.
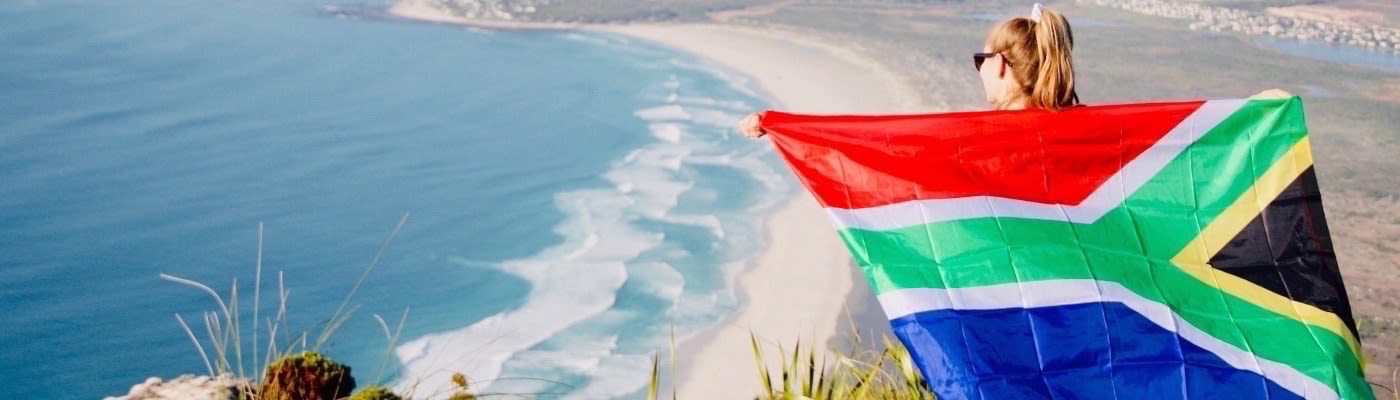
[0,1,786,398]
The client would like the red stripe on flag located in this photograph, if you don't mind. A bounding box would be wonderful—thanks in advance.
[760,100,1207,210]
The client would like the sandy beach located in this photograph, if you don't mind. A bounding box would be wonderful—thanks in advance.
[592,24,929,399]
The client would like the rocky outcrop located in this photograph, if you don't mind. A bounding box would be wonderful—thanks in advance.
[104,374,252,400]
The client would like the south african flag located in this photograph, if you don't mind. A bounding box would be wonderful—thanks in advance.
[758,97,1370,399]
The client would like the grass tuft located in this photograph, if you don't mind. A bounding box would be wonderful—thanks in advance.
[749,331,934,400]
[649,328,934,400]
[155,215,425,400]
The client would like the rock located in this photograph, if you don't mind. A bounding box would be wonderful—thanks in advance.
[104,374,252,400]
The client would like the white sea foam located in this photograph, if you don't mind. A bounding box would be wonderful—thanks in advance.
[393,137,711,398]
[732,155,791,212]
[562,32,630,47]
[559,353,654,399]
[394,45,793,399]
[634,105,692,121]
[615,182,635,193]
[393,190,656,399]
[682,154,734,165]
[664,262,747,340]
[628,261,685,302]
[648,123,684,143]
[659,214,726,239]
[508,333,624,376]
[672,96,753,111]
[686,108,743,128]
[493,331,656,399]
[604,146,693,220]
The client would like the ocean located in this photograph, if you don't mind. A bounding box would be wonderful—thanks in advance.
[0,1,789,399]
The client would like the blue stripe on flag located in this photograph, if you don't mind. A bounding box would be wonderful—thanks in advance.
[890,302,1303,400]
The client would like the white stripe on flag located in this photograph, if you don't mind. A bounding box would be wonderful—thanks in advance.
[826,99,1247,230]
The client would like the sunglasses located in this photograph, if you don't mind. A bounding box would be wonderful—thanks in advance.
[973,52,1002,71]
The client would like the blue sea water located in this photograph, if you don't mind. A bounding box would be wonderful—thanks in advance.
[0,1,789,399]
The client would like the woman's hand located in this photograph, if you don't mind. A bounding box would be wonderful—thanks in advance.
[1251,88,1293,98]
[739,112,767,139]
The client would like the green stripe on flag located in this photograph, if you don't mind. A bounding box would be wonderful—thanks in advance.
[837,98,1368,397]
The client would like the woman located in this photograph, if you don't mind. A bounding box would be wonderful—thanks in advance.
[738,4,1289,138]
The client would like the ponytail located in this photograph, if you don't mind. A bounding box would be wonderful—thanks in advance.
[1031,9,1078,111]
[986,6,1080,111]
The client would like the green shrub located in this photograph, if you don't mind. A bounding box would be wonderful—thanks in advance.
[349,384,404,400]
[258,351,356,400]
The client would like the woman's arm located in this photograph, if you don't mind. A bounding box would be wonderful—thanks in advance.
[739,112,767,139]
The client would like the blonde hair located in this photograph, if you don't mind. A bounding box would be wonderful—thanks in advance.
[986,7,1079,111]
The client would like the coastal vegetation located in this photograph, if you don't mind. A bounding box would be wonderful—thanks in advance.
[114,215,937,399]
[742,334,936,399]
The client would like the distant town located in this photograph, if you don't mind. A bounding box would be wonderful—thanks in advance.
[419,0,542,21]
[413,0,1400,54]
[1078,0,1400,54]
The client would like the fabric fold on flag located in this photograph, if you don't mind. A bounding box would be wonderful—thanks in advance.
[758,97,1370,400]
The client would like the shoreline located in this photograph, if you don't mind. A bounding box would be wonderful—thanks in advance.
[387,3,931,399]
[588,24,928,399]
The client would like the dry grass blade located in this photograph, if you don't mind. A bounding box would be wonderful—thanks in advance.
[670,326,678,400]
[174,313,214,376]
[1368,367,1399,400]
[648,354,661,400]
[315,212,409,351]
[751,333,774,395]
[159,273,231,319]
[371,308,409,385]
[815,346,830,400]
[228,279,243,378]
[203,312,229,374]
[803,344,816,396]
[782,341,795,396]
[1392,367,1399,400]
[263,271,291,370]
[252,222,263,376]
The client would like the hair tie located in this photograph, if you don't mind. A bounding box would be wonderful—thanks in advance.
[1030,3,1044,22]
